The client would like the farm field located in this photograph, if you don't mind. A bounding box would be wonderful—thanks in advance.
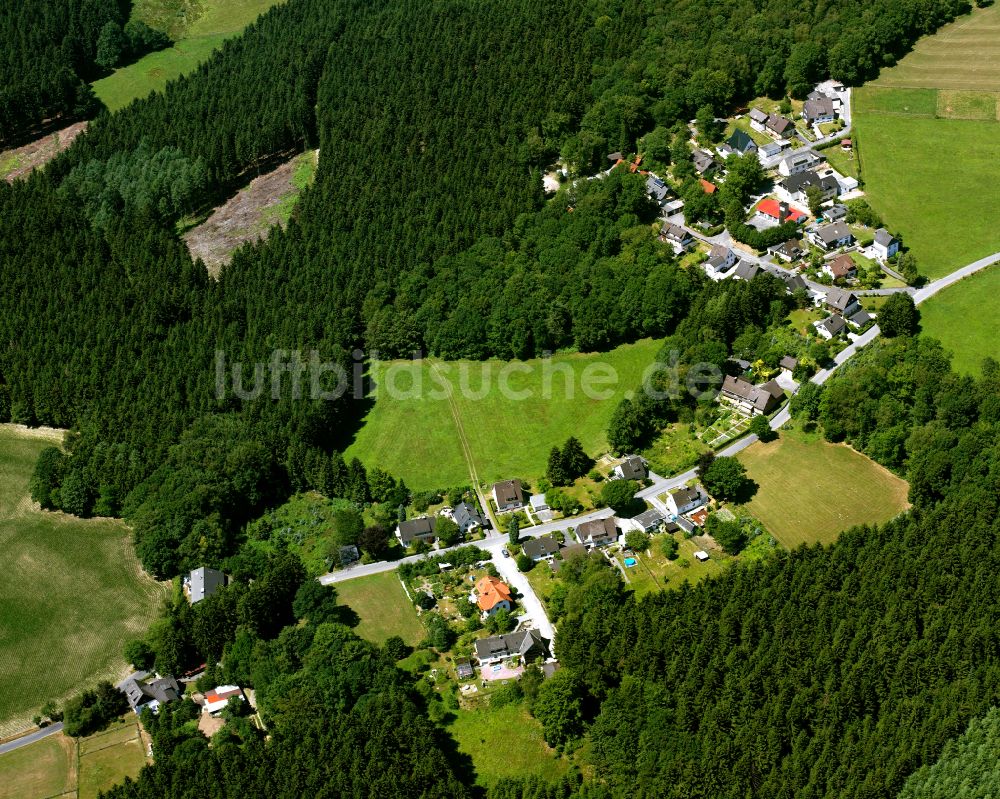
[445,704,572,786]
[0,715,146,799]
[919,265,1000,375]
[852,5,1000,279]
[93,0,285,111]
[344,339,662,491]
[333,571,425,646]
[736,429,910,548]
[0,426,166,737]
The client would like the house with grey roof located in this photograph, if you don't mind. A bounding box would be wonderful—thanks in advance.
[778,150,822,177]
[117,671,180,715]
[719,376,785,417]
[474,629,548,666]
[453,501,484,534]
[705,243,737,277]
[693,149,717,175]
[847,308,874,328]
[577,516,617,547]
[492,479,524,512]
[732,261,760,282]
[522,536,560,562]
[665,486,705,517]
[814,314,848,339]
[803,96,836,124]
[613,455,647,481]
[872,228,900,262]
[395,516,436,547]
[187,567,227,604]
[628,508,665,534]
[779,355,799,372]
[661,222,693,254]
[824,286,861,316]
[769,239,807,264]
[809,222,854,251]
[824,204,848,223]
[748,108,769,133]
[646,175,670,204]
[780,171,840,204]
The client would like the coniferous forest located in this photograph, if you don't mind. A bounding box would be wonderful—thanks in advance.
[2,0,998,795]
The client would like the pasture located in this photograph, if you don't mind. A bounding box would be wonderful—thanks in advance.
[0,425,166,737]
[0,715,146,799]
[344,339,662,492]
[93,0,285,111]
[736,429,910,549]
[919,265,1000,375]
[333,571,425,646]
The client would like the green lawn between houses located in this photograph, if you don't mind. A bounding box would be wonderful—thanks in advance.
[344,339,663,492]
[93,0,286,111]
[333,571,426,646]
[735,428,910,549]
[918,265,1000,376]
[0,426,166,737]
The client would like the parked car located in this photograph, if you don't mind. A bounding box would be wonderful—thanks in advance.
[501,549,510,558]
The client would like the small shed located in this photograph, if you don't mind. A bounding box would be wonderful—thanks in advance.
[693,551,710,562]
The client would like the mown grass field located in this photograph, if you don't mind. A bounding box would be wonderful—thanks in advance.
[852,5,1000,279]
[736,429,910,548]
[0,715,146,799]
[446,704,571,786]
[345,339,662,491]
[93,0,285,111]
[919,265,1000,375]
[333,571,425,646]
[0,426,166,736]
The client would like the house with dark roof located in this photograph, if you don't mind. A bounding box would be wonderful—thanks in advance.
[339,545,360,565]
[824,286,861,316]
[705,243,738,277]
[453,501,484,534]
[769,239,807,263]
[492,480,524,512]
[824,204,848,223]
[665,486,705,517]
[577,516,617,547]
[847,308,874,328]
[693,149,717,175]
[474,629,548,666]
[720,129,757,157]
[719,376,785,417]
[872,228,900,261]
[117,671,181,715]
[613,455,647,481]
[803,96,836,124]
[522,536,561,562]
[475,575,513,616]
[779,355,799,372]
[646,175,670,204]
[823,253,857,282]
[395,516,436,547]
[764,113,794,138]
[551,542,588,572]
[628,508,665,534]
[748,108,769,133]
[661,222,693,254]
[778,150,821,177]
[815,314,847,339]
[187,567,227,605]
[782,273,810,295]
[809,222,854,250]
[732,261,760,282]
[780,171,840,204]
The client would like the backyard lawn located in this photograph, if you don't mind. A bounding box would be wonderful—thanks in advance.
[736,429,910,548]
[0,426,166,737]
[334,571,425,646]
[445,704,572,786]
[919,265,1000,375]
[345,339,662,491]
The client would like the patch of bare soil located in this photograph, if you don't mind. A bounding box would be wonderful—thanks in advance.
[1,122,88,182]
[183,155,305,277]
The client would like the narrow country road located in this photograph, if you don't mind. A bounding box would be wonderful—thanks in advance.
[0,722,63,756]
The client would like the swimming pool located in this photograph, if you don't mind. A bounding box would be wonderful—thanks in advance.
[624,557,637,568]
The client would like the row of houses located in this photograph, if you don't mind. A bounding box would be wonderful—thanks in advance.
[395,500,486,547]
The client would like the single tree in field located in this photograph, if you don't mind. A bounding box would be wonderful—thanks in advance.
[561,437,591,479]
[700,456,755,502]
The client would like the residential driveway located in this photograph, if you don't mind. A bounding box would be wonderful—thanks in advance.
[486,536,556,645]
[0,723,63,755]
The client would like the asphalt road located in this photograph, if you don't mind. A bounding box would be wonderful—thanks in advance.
[0,722,63,756]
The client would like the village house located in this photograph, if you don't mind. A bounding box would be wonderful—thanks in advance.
[748,108,769,133]
[522,536,561,562]
[824,204,848,223]
[732,260,760,282]
[203,685,245,716]
[118,671,181,715]
[474,628,548,667]
[847,308,874,328]
[613,455,647,481]
[453,501,484,534]
[693,149,717,175]
[872,228,900,261]
[779,171,840,205]
[186,566,227,605]
[705,243,738,278]
[529,493,549,515]
[764,113,794,138]
[815,313,848,339]
[719,375,785,417]
[824,286,861,316]
[803,95,836,124]
[768,238,807,263]
[395,516,436,547]
[779,355,799,374]
[757,140,787,163]
[719,129,757,157]
[778,150,821,177]
[626,508,665,534]
[646,175,670,205]
[823,253,857,282]
[782,272,810,295]
[474,574,513,617]
[577,516,618,547]
[665,486,705,517]
[492,479,524,512]
[661,222,693,254]
[755,198,806,225]
[809,221,854,251]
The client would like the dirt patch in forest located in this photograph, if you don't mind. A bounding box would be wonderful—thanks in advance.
[182,151,316,277]
[1,122,88,182]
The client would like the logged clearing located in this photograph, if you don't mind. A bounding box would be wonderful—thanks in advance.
[737,430,910,549]
[0,426,166,737]
[344,339,662,491]
[0,122,88,183]
[919,265,1000,375]
[334,571,425,646]
[183,150,317,276]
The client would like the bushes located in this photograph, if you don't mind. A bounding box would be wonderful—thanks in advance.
[62,681,128,737]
